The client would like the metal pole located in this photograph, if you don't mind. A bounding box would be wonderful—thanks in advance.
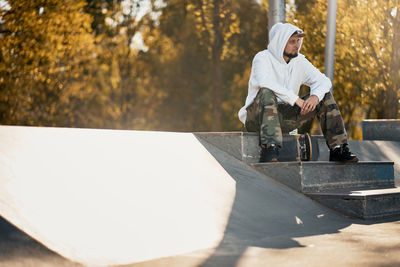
[325,0,337,87]
[268,0,286,31]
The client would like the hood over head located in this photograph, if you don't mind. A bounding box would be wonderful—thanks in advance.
[267,23,305,64]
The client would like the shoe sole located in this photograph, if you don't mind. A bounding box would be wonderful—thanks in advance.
[259,158,279,163]
[330,157,359,163]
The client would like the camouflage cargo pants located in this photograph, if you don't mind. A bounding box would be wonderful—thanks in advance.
[245,88,348,149]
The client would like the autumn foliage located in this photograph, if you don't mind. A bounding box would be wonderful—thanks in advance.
[0,0,399,138]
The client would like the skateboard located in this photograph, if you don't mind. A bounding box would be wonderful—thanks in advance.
[293,133,312,161]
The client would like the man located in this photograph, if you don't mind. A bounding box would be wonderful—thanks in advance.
[238,22,358,163]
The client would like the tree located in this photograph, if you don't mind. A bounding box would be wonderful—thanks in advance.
[0,0,96,126]
[141,0,268,131]
[0,0,161,129]
[289,0,400,139]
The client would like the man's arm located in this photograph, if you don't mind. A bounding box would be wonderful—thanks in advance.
[296,58,331,115]
[302,58,332,102]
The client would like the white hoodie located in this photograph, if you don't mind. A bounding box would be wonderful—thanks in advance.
[238,23,332,124]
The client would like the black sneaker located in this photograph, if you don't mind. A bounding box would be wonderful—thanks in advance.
[329,144,358,162]
[260,145,279,163]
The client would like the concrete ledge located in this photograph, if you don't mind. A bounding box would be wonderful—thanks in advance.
[195,132,320,163]
[251,161,395,193]
[362,119,400,141]
[195,132,259,163]
[308,188,400,219]
[196,131,400,220]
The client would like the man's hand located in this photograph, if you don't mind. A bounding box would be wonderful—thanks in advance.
[295,98,305,109]
[301,95,319,115]
[296,95,319,115]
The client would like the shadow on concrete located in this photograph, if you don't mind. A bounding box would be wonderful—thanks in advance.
[348,140,400,185]
[196,137,353,267]
[355,216,400,225]
[0,216,81,266]
[0,215,52,260]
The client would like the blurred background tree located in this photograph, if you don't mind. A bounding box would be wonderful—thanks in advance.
[289,0,400,138]
[0,0,96,126]
[140,0,268,131]
[0,0,399,138]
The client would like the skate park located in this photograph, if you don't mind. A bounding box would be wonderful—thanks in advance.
[1,122,400,267]
[1,0,400,265]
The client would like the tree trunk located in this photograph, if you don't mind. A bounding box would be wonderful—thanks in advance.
[211,0,223,131]
[385,8,400,118]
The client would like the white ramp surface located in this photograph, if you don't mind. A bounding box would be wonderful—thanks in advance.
[0,126,236,266]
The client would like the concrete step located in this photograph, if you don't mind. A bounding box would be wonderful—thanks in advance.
[195,132,320,163]
[251,161,395,193]
[307,188,400,220]
[196,132,399,220]
[362,119,400,141]
[252,161,398,219]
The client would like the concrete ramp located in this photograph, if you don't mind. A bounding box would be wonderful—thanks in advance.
[0,126,237,266]
[3,127,400,266]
